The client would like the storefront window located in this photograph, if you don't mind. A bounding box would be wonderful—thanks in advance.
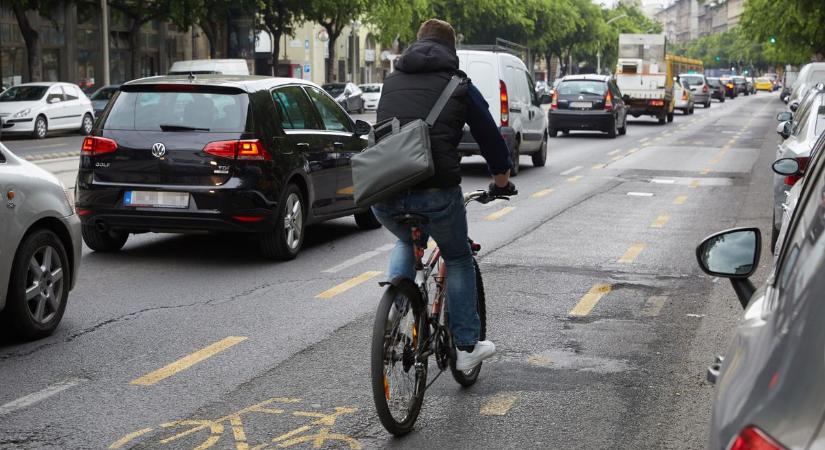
[43,50,60,81]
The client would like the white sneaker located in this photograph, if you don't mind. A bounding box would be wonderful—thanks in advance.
[455,340,496,371]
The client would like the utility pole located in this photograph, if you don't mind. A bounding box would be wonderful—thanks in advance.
[101,0,110,85]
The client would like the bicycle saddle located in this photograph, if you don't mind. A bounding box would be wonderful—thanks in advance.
[392,213,429,225]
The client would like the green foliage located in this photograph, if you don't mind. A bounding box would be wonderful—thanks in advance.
[740,0,825,63]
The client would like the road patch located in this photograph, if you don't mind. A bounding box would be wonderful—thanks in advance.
[569,284,612,316]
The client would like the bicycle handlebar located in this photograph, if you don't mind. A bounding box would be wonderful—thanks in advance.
[463,188,518,205]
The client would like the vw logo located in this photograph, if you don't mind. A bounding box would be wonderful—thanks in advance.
[578,95,584,100]
[151,142,166,158]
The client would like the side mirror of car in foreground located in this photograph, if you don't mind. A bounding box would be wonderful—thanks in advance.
[790,102,799,112]
[353,119,372,136]
[622,94,631,103]
[539,94,552,105]
[776,111,792,122]
[696,227,761,309]
[776,121,791,139]
[772,158,801,176]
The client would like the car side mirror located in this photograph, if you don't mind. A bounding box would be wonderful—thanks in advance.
[539,94,552,105]
[772,157,801,176]
[696,227,761,308]
[353,119,371,136]
[622,94,631,103]
[48,95,61,104]
[776,111,792,122]
[790,102,799,112]
[776,121,791,139]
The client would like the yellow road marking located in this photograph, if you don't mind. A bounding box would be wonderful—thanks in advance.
[131,336,248,386]
[673,195,688,205]
[567,175,582,182]
[316,271,382,299]
[611,155,623,161]
[689,179,700,188]
[480,392,519,416]
[569,284,612,316]
[531,188,555,198]
[591,163,607,170]
[607,149,622,156]
[709,158,721,164]
[109,428,154,449]
[642,296,668,317]
[700,168,711,175]
[650,213,670,228]
[526,355,553,367]
[618,243,646,263]
[485,206,515,221]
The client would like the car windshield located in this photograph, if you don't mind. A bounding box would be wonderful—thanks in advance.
[0,85,48,102]
[360,85,381,93]
[681,75,703,85]
[558,81,606,96]
[91,88,117,101]
[323,84,345,97]
[104,90,249,132]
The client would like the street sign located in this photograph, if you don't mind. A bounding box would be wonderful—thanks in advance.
[304,64,311,73]
[304,40,310,50]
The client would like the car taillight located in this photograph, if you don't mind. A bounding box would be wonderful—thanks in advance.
[550,91,558,110]
[81,136,117,156]
[682,90,688,100]
[499,80,509,127]
[784,156,810,186]
[727,83,734,89]
[729,426,785,450]
[703,84,709,93]
[648,99,664,106]
[604,90,613,112]
[203,139,270,161]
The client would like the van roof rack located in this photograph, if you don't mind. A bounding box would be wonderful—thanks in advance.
[458,38,527,58]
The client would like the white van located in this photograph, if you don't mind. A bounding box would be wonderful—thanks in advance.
[168,59,250,76]
[788,62,825,111]
[457,50,548,174]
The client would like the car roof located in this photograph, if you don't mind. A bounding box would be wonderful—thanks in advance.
[9,82,64,87]
[122,75,317,92]
[560,74,610,82]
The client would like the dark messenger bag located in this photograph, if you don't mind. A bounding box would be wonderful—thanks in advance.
[351,75,461,207]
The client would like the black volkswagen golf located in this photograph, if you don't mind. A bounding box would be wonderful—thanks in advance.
[75,75,379,260]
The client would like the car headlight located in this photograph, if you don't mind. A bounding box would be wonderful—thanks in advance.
[12,108,31,118]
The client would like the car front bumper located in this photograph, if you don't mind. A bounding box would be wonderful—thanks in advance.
[1,117,35,133]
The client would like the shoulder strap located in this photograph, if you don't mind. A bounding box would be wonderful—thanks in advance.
[424,75,461,127]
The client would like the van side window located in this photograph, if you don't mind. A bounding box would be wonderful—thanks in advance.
[524,72,538,105]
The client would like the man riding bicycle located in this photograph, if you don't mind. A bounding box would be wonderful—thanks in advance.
[373,19,515,371]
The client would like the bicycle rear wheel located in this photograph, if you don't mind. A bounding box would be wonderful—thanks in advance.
[450,258,487,387]
[371,280,428,435]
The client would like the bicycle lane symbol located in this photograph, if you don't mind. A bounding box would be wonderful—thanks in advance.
[109,397,362,450]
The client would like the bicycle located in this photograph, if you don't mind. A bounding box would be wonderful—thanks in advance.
[370,188,516,436]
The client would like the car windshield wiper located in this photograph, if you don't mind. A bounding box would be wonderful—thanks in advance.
[578,91,604,96]
[158,124,210,132]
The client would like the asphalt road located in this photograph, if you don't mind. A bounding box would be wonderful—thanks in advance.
[0,93,782,449]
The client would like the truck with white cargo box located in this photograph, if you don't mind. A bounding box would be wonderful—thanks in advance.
[615,34,673,125]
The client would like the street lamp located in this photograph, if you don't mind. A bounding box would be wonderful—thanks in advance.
[597,14,628,75]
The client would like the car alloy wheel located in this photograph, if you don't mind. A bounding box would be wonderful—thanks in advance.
[24,245,65,325]
[81,114,93,135]
[35,116,47,139]
[283,192,303,251]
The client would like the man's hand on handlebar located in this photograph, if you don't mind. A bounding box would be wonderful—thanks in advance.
[488,180,517,197]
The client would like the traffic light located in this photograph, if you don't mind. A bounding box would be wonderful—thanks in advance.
[715,55,721,61]
[769,36,776,44]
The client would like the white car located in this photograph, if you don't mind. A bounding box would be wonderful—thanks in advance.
[673,79,695,114]
[0,143,81,339]
[168,59,250,76]
[359,83,382,110]
[0,82,94,139]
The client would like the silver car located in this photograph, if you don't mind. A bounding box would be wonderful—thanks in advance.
[679,73,712,108]
[0,143,81,339]
[771,84,825,249]
[697,129,825,449]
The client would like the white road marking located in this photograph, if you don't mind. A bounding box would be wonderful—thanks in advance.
[651,179,675,184]
[560,166,583,176]
[607,149,622,156]
[0,379,85,416]
[627,192,654,197]
[322,244,395,273]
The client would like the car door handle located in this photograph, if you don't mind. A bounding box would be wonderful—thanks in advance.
[296,142,310,150]
[510,107,522,113]
[333,142,344,149]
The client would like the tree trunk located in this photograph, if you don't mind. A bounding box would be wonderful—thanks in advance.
[270,30,282,76]
[324,27,341,83]
[12,3,42,82]
[129,20,142,79]
[200,20,218,59]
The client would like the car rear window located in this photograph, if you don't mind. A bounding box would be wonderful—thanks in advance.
[680,75,703,85]
[558,81,606,96]
[104,91,249,132]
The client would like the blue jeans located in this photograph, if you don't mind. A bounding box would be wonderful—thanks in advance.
[372,186,479,347]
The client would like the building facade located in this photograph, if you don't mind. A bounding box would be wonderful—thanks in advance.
[653,0,744,44]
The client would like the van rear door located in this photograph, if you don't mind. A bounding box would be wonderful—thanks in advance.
[459,51,500,126]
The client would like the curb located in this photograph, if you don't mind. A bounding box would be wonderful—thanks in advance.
[24,151,81,161]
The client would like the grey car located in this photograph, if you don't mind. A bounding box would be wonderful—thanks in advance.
[0,143,81,339]
[771,84,825,249]
[679,73,712,108]
[696,127,825,449]
[88,84,120,117]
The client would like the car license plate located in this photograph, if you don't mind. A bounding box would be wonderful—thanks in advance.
[124,191,189,208]
[570,102,592,109]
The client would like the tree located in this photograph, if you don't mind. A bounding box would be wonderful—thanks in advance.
[256,0,306,76]
[740,0,825,63]
[8,0,60,82]
[304,0,372,83]
[105,0,172,80]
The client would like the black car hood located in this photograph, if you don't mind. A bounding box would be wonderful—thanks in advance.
[395,39,459,74]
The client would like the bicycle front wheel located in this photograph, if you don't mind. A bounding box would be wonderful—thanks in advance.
[370,280,428,436]
[450,258,487,387]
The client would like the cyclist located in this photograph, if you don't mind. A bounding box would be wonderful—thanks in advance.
[372,19,515,371]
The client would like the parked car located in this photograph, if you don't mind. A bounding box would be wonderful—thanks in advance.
[673,79,695,114]
[89,84,120,117]
[0,82,95,139]
[679,73,711,108]
[168,59,250,76]
[705,77,726,103]
[731,76,749,96]
[76,75,380,260]
[322,83,364,114]
[457,49,548,175]
[696,121,825,450]
[771,83,825,249]
[754,77,773,92]
[764,72,780,91]
[787,62,825,111]
[780,69,799,103]
[719,77,737,99]
[547,74,628,139]
[0,142,81,339]
[358,83,382,111]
